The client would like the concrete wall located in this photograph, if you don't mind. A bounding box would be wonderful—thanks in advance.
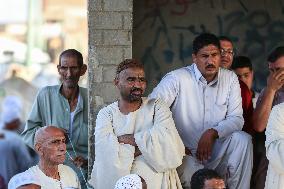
[133,0,284,93]
[88,0,133,172]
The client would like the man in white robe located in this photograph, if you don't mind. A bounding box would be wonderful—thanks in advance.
[89,59,185,189]
[9,126,81,189]
[265,102,284,189]
[150,33,253,189]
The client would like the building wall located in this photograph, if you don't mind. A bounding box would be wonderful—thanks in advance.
[133,0,284,92]
[88,0,133,172]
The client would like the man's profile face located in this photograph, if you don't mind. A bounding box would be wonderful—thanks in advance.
[57,55,86,88]
[192,44,221,82]
[233,67,253,90]
[115,67,146,102]
[203,178,226,189]
[40,129,66,165]
[269,56,284,71]
[220,40,234,69]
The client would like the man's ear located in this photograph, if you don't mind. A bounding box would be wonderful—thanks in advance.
[57,65,61,73]
[35,143,42,155]
[80,64,87,76]
[114,77,119,87]
[192,53,197,63]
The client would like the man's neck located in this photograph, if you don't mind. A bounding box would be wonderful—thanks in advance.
[38,160,59,180]
[60,85,79,100]
[60,86,80,112]
[204,74,217,83]
[118,98,142,115]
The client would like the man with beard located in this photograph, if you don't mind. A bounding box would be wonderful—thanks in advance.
[22,49,88,188]
[9,126,80,189]
[150,33,253,189]
[89,59,185,189]
[251,46,284,189]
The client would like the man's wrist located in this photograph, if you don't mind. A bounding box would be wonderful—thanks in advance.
[209,128,219,139]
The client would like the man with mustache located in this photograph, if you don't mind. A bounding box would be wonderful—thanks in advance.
[89,59,185,189]
[22,49,88,188]
[9,126,80,189]
[150,33,253,189]
[218,37,254,136]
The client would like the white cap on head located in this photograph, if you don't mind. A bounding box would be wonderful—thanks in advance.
[114,174,142,189]
[8,171,40,189]
[0,96,22,128]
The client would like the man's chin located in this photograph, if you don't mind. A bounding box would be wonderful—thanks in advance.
[221,62,231,69]
[63,83,78,88]
[129,95,142,102]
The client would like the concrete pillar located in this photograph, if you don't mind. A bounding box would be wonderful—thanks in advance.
[87,0,133,173]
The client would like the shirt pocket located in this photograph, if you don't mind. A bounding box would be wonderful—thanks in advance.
[213,94,228,124]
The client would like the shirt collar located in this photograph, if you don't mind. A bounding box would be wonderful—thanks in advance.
[57,84,84,112]
[193,63,219,85]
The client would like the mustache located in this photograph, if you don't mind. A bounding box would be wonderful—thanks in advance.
[130,88,143,93]
[64,77,77,81]
[206,64,216,69]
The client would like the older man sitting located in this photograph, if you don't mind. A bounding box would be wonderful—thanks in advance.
[8,126,80,189]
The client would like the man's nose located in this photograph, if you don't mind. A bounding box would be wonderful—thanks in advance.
[66,68,72,77]
[207,56,214,64]
[59,142,66,151]
[133,80,144,88]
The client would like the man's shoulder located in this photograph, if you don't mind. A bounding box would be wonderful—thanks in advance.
[219,67,237,78]
[59,164,77,175]
[38,85,60,95]
[143,97,169,111]
[218,68,238,84]
[97,101,118,118]
[168,65,194,78]
[8,168,41,189]
[79,86,88,95]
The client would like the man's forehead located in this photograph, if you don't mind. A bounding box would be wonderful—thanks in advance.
[198,45,220,54]
[120,67,145,76]
[220,40,233,49]
[235,67,251,72]
[60,56,79,65]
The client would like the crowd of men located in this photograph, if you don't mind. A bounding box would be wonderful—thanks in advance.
[1,32,284,189]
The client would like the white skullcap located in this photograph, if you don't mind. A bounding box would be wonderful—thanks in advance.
[1,96,22,126]
[8,171,40,189]
[114,174,142,189]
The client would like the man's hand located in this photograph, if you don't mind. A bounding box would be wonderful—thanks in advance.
[118,134,137,146]
[196,128,218,162]
[72,156,88,169]
[267,68,284,92]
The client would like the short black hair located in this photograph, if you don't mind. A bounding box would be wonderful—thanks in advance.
[59,49,83,66]
[218,36,233,44]
[231,56,252,70]
[192,33,220,54]
[115,59,144,79]
[267,46,284,63]
[191,168,223,189]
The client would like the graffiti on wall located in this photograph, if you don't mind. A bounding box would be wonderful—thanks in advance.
[134,0,284,92]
